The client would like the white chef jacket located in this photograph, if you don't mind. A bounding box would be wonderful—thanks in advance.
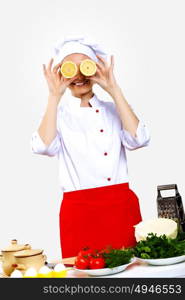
[30,94,150,192]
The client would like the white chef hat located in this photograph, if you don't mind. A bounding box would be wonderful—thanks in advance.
[53,35,108,64]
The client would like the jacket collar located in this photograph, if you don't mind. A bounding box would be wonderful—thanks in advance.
[88,94,101,108]
[68,93,101,110]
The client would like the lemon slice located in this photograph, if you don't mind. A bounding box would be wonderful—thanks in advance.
[80,59,97,76]
[60,61,78,78]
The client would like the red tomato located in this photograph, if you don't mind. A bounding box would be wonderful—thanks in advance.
[89,257,105,269]
[77,247,94,258]
[75,256,89,269]
[100,246,112,255]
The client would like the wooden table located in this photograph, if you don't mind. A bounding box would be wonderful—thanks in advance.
[51,256,185,278]
[1,257,185,278]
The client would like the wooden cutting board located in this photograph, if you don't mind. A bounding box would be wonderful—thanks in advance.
[50,256,76,266]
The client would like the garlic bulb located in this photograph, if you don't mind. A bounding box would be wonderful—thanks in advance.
[10,270,23,278]
[54,263,66,272]
[24,267,37,277]
[38,266,51,275]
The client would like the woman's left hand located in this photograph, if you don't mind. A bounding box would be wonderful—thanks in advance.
[87,55,119,96]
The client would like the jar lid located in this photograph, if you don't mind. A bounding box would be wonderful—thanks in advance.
[2,240,29,252]
[14,249,43,258]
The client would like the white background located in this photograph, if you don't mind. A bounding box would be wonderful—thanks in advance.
[0,0,185,261]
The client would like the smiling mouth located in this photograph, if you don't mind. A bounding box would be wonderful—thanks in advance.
[71,79,90,87]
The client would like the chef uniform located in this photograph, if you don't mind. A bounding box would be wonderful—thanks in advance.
[31,36,150,258]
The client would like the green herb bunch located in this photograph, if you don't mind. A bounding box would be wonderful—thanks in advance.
[103,249,133,268]
[133,233,185,259]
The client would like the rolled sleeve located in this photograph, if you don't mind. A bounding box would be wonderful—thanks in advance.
[120,120,150,150]
[31,131,61,157]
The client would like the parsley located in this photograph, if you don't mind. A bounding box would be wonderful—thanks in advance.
[103,249,133,268]
[133,233,185,259]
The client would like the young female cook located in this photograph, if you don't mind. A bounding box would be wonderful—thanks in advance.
[31,36,150,258]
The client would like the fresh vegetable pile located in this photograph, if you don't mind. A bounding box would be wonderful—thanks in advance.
[133,233,185,259]
[74,247,133,270]
[74,231,185,270]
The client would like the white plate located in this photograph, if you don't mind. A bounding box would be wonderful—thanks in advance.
[136,255,185,266]
[74,258,136,276]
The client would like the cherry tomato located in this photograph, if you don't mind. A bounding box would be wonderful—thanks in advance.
[74,256,89,269]
[100,246,112,255]
[77,247,94,258]
[89,257,105,269]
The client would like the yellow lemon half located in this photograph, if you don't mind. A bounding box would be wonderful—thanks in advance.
[53,270,68,278]
[80,59,97,76]
[60,61,78,78]
[23,275,38,278]
[37,271,54,278]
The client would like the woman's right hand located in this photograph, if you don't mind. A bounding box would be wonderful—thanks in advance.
[43,58,76,104]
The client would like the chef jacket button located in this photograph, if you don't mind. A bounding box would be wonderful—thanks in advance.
[100,129,104,132]
[96,109,99,113]
[104,152,108,156]
[107,177,111,181]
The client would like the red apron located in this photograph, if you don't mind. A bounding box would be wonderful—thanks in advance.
[59,182,142,258]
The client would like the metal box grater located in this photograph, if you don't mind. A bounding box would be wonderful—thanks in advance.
[157,184,185,232]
